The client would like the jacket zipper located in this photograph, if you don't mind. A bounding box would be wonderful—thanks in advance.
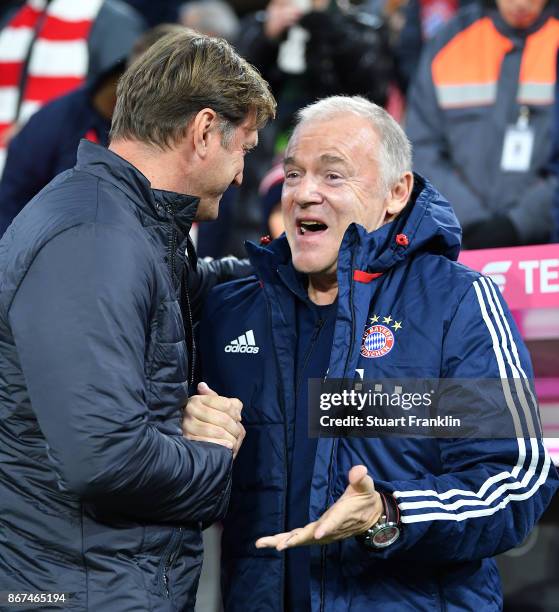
[165,200,198,388]
[161,207,186,596]
[161,527,183,598]
[182,280,196,386]
[165,205,195,386]
[160,203,181,599]
[319,256,356,612]
[291,315,327,610]
[265,294,288,612]
[164,204,177,282]
[294,317,326,398]
[341,257,358,382]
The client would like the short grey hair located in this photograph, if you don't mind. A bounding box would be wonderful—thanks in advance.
[294,96,412,193]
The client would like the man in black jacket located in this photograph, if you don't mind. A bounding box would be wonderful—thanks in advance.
[0,31,274,611]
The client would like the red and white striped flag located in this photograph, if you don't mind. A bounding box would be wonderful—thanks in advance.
[0,0,103,174]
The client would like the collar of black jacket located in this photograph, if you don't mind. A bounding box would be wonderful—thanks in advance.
[75,140,199,244]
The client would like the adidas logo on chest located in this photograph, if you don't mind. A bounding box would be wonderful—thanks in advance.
[224,329,260,354]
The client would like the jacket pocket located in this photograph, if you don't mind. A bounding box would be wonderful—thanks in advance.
[156,527,184,598]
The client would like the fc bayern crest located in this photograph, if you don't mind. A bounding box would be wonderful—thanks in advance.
[361,324,395,359]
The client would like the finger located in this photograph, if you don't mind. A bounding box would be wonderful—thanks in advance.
[185,433,234,450]
[185,418,237,444]
[280,521,319,550]
[184,419,238,446]
[232,423,246,459]
[255,532,291,549]
[348,465,375,495]
[229,397,243,421]
[183,407,242,439]
[199,394,241,419]
[187,401,242,436]
[197,381,218,396]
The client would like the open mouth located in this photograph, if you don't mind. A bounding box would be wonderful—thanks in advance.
[298,220,328,235]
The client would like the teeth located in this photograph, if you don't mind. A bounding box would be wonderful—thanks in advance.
[299,220,327,235]
[300,221,323,235]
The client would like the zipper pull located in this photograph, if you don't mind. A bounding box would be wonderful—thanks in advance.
[312,317,325,340]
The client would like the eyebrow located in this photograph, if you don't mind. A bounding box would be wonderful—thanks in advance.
[319,154,348,167]
[283,154,350,168]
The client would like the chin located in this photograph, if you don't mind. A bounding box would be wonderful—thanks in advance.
[292,253,336,276]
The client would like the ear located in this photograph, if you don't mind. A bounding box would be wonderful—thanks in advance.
[384,172,414,222]
[191,108,220,159]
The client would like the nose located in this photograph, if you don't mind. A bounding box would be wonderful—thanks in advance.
[292,174,323,206]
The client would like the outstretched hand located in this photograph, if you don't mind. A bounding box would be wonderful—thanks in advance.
[255,465,382,550]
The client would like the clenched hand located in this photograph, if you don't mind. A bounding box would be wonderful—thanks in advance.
[182,382,246,458]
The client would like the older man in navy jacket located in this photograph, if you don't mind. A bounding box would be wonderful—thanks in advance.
[185,95,558,611]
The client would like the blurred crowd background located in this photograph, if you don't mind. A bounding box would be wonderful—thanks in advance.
[1,0,559,253]
[0,0,558,610]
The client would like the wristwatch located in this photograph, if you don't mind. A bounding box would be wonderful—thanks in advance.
[360,492,401,549]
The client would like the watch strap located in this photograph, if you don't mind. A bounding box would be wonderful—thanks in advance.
[379,491,400,525]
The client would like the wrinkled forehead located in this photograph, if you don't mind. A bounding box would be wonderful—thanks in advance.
[284,116,380,166]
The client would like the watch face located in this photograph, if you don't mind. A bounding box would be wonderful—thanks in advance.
[372,525,400,548]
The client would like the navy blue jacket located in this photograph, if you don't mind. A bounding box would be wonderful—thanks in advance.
[0,141,242,611]
[200,175,558,611]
